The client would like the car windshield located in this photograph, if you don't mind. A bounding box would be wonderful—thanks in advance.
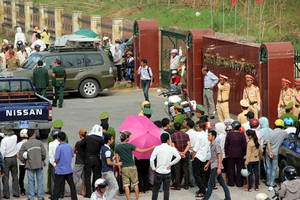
[22,54,42,70]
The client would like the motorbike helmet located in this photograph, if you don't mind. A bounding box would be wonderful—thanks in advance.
[283,166,297,180]
[249,118,260,128]
[94,178,108,189]
[22,151,28,160]
[120,130,131,140]
[231,120,241,131]
[24,41,29,46]
[51,129,60,139]
[141,101,150,109]
[17,40,23,46]
[284,117,294,126]
[34,44,41,49]
[275,119,284,127]
[8,44,14,49]
[171,70,177,75]
[170,49,178,54]
[241,168,250,177]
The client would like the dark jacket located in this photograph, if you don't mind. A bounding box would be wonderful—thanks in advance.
[225,131,247,158]
[0,152,5,172]
[80,134,104,159]
[33,67,49,88]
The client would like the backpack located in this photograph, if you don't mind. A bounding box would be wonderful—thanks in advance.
[147,67,154,82]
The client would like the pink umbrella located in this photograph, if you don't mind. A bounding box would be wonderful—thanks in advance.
[119,115,162,159]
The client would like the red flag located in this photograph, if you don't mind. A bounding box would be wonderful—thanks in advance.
[258,0,262,3]
[232,0,236,5]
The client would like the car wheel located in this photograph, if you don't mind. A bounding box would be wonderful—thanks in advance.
[79,79,99,98]
[279,159,288,182]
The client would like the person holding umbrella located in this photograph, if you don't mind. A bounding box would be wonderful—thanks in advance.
[115,131,155,200]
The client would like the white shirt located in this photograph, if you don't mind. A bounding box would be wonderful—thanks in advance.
[91,191,107,200]
[138,65,152,80]
[150,143,181,174]
[242,121,250,131]
[49,139,60,166]
[17,50,27,65]
[0,135,18,158]
[204,71,219,88]
[170,55,180,70]
[0,52,6,70]
[254,129,263,145]
[193,131,210,162]
[216,133,226,158]
[31,39,46,51]
[17,139,28,165]
[186,128,198,152]
[285,127,296,134]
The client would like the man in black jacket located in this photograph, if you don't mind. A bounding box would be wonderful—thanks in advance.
[76,125,104,198]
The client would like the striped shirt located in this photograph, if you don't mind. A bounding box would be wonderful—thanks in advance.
[204,71,219,88]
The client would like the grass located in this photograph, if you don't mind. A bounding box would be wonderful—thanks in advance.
[6,0,300,50]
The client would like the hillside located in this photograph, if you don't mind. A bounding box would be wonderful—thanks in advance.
[11,0,300,49]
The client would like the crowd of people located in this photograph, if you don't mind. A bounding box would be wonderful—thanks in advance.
[0,95,300,200]
[1,29,300,200]
[0,26,51,71]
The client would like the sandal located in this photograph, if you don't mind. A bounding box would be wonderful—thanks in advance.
[195,192,204,197]
[255,188,259,191]
[213,186,218,190]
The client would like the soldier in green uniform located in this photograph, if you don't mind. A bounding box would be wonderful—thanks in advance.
[279,102,298,127]
[52,59,66,108]
[142,107,153,119]
[99,112,116,150]
[32,60,49,97]
[47,119,68,195]
[172,103,186,128]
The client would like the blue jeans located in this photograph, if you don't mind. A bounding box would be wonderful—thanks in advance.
[188,158,195,186]
[27,168,44,200]
[126,68,134,81]
[266,154,278,187]
[203,168,231,200]
[247,161,259,190]
[142,80,150,101]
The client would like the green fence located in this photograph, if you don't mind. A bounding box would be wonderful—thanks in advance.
[160,29,186,88]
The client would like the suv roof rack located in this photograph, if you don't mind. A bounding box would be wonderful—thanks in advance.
[52,46,98,52]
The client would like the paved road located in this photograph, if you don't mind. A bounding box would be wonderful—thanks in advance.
[16,88,274,199]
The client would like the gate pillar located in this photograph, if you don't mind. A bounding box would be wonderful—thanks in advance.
[133,20,159,87]
[133,20,159,88]
[186,30,214,104]
[260,42,294,127]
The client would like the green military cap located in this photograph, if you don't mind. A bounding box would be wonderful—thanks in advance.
[99,112,109,120]
[143,108,153,115]
[285,102,293,110]
[174,103,183,110]
[52,119,63,128]
[196,105,206,112]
